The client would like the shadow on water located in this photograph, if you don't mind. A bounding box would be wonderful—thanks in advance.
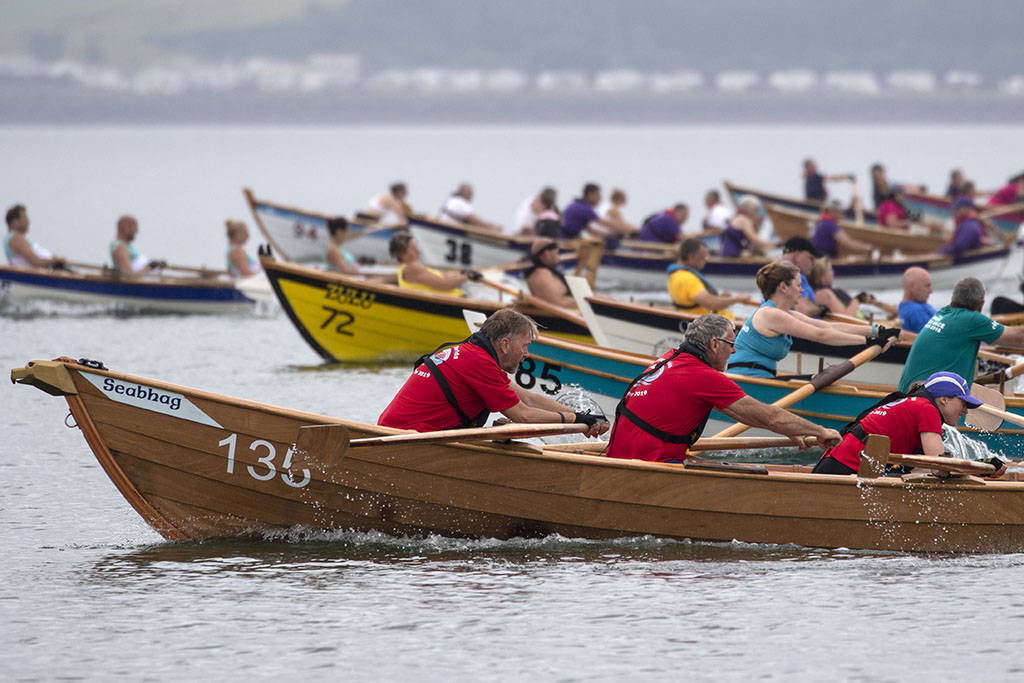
[85,529,904,584]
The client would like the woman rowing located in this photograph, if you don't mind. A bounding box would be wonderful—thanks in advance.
[728,261,900,378]
[811,371,1006,477]
[225,220,261,278]
[808,257,897,319]
[389,231,480,295]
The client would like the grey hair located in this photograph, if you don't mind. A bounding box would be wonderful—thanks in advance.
[950,277,985,311]
[683,314,734,350]
[480,308,538,343]
[737,194,762,214]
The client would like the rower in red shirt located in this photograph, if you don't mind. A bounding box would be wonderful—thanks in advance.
[605,314,840,463]
[812,371,1006,477]
[379,308,609,437]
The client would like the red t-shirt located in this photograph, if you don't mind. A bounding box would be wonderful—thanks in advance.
[987,183,1019,206]
[825,396,942,470]
[378,341,519,432]
[606,351,746,462]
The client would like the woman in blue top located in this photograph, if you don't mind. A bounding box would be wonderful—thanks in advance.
[324,217,359,275]
[728,261,892,378]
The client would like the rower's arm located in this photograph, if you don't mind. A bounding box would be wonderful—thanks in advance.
[996,325,1024,349]
[720,396,841,448]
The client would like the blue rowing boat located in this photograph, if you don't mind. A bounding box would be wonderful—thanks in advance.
[0,262,268,314]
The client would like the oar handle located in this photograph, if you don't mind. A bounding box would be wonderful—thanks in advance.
[975,361,1024,385]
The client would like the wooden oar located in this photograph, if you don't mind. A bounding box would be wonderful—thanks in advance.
[858,434,997,477]
[974,360,1024,386]
[967,383,1024,430]
[980,201,1024,219]
[350,423,587,448]
[690,436,818,451]
[887,452,995,476]
[296,422,587,465]
[711,341,892,439]
[478,277,588,328]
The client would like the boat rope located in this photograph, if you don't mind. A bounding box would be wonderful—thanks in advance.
[76,358,107,370]
[64,411,77,429]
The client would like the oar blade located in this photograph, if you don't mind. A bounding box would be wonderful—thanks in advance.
[295,424,351,469]
[967,383,1009,431]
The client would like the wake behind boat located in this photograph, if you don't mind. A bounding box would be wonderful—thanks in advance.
[0,261,271,314]
[12,356,1024,553]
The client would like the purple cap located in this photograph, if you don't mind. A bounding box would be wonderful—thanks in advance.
[951,197,975,211]
[924,372,983,407]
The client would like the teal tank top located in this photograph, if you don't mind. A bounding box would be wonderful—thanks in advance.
[728,301,792,378]
[227,246,258,277]
[323,244,355,272]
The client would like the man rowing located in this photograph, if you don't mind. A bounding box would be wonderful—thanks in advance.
[667,238,750,318]
[898,277,1024,390]
[605,313,840,463]
[378,309,608,436]
[4,204,65,269]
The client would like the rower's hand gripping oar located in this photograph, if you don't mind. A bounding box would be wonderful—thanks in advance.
[711,337,896,439]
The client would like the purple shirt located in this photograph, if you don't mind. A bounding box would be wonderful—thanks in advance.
[561,199,598,239]
[812,218,841,257]
[639,211,681,243]
[720,222,747,257]
[938,218,983,255]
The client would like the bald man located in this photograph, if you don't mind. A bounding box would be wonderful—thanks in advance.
[898,267,935,333]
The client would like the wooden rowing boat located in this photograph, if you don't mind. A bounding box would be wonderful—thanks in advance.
[261,256,591,362]
[764,203,950,254]
[409,213,1014,292]
[0,261,270,314]
[904,190,1023,235]
[243,188,401,264]
[724,180,879,224]
[13,356,1024,552]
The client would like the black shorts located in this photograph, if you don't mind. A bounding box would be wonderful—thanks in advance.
[811,455,857,475]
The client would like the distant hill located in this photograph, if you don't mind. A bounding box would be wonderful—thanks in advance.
[4,0,1023,79]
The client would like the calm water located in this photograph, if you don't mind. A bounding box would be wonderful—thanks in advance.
[4,125,1024,681]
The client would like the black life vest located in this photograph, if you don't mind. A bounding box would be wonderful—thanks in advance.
[524,261,570,297]
[414,331,500,429]
[838,387,941,452]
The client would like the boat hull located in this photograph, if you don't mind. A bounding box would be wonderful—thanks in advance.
[411,215,1011,291]
[261,259,591,363]
[0,265,259,314]
[244,188,397,264]
[14,358,1024,553]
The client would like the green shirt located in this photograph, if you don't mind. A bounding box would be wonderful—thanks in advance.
[897,306,1004,391]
